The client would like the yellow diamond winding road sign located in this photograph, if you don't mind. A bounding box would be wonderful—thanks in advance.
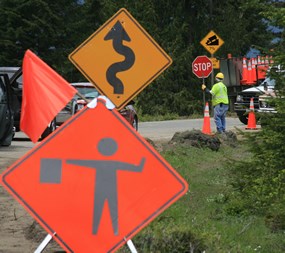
[69,8,172,110]
[200,30,224,55]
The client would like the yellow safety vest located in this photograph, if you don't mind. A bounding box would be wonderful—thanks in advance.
[210,82,229,106]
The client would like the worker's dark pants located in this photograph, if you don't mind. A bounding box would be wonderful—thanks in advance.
[214,103,229,133]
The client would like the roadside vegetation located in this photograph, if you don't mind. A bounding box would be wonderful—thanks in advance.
[120,57,285,252]
[119,28,285,251]
[117,132,284,253]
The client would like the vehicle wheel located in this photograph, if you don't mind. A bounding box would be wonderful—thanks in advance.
[238,114,248,125]
[132,116,138,131]
[238,113,260,125]
[0,122,14,146]
[41,118,57,140]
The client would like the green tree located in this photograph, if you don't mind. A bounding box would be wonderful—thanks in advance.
[134,0,275,116]
[0,0,280,116]
[0,0,85,77]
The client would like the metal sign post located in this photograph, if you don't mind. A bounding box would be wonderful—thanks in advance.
[202,75,206,107]
[200,31,224,116]
[192,56,213,110]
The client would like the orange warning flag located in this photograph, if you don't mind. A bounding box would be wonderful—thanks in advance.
[20,50,77,143]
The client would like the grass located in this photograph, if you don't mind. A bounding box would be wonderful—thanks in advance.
[138,113,183,122]
[118,140,285,253]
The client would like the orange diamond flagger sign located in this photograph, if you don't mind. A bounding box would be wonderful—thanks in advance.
[0,100,188,253]
[69,8,172,110]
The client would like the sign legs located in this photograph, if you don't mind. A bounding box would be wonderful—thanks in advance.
[125,238,138,253]
[34,233,56,253]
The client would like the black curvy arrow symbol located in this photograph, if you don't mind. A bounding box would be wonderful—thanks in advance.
[104,21,135,94]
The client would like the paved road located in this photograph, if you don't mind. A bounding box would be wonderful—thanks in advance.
[0,117,247,164]
[12,117,245,142]
[138,117,245,140]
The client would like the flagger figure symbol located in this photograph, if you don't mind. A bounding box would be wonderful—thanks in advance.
[66,137,146,235]
[40,137,145,235]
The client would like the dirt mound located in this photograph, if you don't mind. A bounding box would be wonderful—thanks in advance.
[168,130,238,151]
[220,130,238,147]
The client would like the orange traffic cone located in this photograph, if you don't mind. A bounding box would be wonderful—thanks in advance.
[202,102,212,135]
[257,55,261,65]
[246,97,258,130]
[257,55,267,80]
[251,58,257,83]
[247,60,255,85]
[241,57,248,84]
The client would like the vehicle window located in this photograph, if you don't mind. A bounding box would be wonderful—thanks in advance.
[7,72,15,79]
[260,78,275,89]
[16,78,23,89]
[266,78,275,87]
[12,75,23,89]
[75,87,99,99]
[0,67,21,81]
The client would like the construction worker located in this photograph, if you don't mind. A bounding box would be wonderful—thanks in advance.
[202,72,229,134]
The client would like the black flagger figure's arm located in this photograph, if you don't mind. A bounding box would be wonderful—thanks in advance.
[66,158,146,172]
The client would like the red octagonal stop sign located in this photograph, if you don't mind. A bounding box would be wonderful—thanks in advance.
[192,55,213,78]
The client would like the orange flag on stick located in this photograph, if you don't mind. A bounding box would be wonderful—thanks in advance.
[20,50,77,143]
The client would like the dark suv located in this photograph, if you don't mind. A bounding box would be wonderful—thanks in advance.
[0,67,22,130]
[0,68,18,146]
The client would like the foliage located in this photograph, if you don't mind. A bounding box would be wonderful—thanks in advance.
[119,229,206,253]
[116,142,285,253]
[138,112,181,122]
[227,89,285,218]
[226,1,285,231]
